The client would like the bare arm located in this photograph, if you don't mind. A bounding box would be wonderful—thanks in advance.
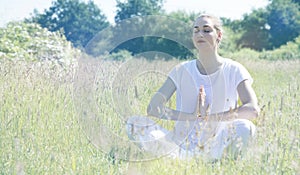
[236,79,260,120]
[147,77,198,121]
[147,78,259,122]
[209,79,260,121]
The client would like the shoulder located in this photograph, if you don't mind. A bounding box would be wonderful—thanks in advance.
[171,59,196,72]
[223,58,253,84]
[178,59,196,66]
[176,59,196,69]
[223,58,243,67]
[169,59,197,79]
[222,58,248,71]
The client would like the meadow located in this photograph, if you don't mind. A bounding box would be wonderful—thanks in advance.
[0,55,300,174]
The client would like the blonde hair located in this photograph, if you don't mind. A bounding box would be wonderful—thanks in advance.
[195,14,223,45]
[196,14,223,33]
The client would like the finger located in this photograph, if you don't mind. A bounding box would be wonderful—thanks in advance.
[199,85,205,106]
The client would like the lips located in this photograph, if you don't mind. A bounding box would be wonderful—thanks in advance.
[197,40,206,43]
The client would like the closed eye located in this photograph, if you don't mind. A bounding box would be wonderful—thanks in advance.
[203,26,212,33]
[193,26,212,33]
[193,26,200,33]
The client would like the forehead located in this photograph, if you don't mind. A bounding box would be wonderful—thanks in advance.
[193,17,214,27]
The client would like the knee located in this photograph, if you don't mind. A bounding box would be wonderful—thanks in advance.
[126,116,156,135]
[126,116,155,126]
[233,119,256,143]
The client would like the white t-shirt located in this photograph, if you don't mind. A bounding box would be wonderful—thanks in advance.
[168,58,253,141]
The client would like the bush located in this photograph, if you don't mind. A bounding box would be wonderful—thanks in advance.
[108,50,133,61]
[222,48,260,61]
[259,36,300,60]
[222,35,300,61]
[0,22,78,65]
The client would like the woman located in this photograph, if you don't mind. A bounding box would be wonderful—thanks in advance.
[126,14,260,161]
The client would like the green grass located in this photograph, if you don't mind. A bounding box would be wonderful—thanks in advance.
[0,58,299,174]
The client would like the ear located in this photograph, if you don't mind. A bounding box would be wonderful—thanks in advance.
[217,31,222,40]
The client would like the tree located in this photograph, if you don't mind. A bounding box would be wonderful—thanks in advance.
[236,9,271,50]
[110,9,197,59]
[31,0,109,47]
[292,0,300,6]
[115,0,164,22]
[267,0,300,48]
[224,0,300,51]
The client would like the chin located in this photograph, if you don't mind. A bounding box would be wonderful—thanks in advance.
[196,44,210,50]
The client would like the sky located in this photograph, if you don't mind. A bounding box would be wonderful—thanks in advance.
[0,0,269,27]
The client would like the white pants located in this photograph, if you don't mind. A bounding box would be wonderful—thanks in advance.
[126,116,256,161]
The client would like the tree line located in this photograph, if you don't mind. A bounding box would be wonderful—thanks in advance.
[28,0,300,59]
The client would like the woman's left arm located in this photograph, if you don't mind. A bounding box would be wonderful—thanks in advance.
[208,79,260,121]
[235,79,260,120]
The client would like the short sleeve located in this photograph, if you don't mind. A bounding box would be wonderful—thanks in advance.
[168,62,184,90]
[233,61,253,89]
[168,65,178,85]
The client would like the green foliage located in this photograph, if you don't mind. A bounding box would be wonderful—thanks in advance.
[0,22,77,65]
[89,13,196,60]
[30,0,109,47]
[222,35,300,61]
[114,36,194,60]
[259,35,300,60]
[237,9,271,50]
[223,48,260,61]
[21,0,299,58]
[224,0,300,51]
[292,0,300,6]
[113,0,197,59]
[219,26,241,54]
[107,49,133,61]
[115,0,164,22]
[267,0,300,48]
[111,0,299,59]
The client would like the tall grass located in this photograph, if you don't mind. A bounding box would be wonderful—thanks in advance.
[0,57,299,174]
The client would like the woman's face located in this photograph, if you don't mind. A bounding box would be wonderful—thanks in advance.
[192,17,221,51]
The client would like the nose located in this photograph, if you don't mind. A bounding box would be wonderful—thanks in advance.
[194,31,204,38]
[193,34,204,42]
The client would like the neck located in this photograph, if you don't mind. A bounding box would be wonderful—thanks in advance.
[197,50,223,75]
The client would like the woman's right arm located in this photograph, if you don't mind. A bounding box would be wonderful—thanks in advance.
[147,77,198,121]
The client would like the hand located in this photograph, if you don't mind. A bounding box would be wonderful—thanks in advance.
[195,85,207,119]
[147,102,165,118]
[228,107,238,120]
[147,92,168,118]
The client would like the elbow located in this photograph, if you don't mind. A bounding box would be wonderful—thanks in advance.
[240,102,260,120]
[147,104,152,116]
[147,103,158,117]
[252,104,260,119]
